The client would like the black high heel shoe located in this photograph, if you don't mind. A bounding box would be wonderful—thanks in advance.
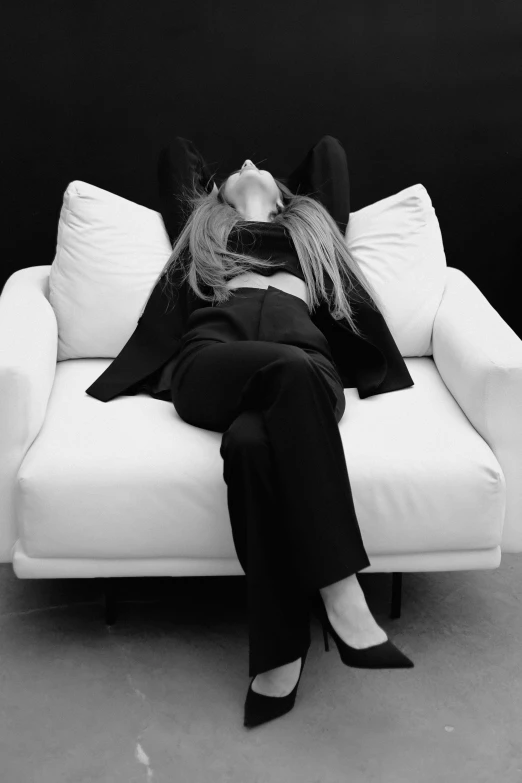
[244,648,309,729]
[315,598,414,669]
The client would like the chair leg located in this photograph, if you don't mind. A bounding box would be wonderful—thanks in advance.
[390,572,402,619]
[98,577,118,626]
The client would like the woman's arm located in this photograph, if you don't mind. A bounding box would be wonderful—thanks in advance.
[158,134,350,242]
[157,136,217,244]
[85,138,216,402]
[285,135,350,236]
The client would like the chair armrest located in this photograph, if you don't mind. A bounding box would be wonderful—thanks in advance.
[0,266,57,562]
[432,266,522,553]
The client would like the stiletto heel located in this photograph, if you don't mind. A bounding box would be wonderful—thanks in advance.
[322,620,330,652]
[315,598,414,670]
[244,648,309,729]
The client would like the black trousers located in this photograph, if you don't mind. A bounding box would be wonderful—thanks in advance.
[170,286,371,677]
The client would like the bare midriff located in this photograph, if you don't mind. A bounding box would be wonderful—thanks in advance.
[225,270,310,306]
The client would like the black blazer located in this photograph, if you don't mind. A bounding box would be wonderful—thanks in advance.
[85,136,414,403]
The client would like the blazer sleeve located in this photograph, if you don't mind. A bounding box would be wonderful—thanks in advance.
[288,137,414,399]
[85,137,215,403]
[285,135,350,236]
[158,136,217,244]
[84,262,208,402]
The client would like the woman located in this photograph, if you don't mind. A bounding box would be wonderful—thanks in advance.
[86,135,415,729]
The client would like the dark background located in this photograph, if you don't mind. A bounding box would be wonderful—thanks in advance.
[2,1,521,334]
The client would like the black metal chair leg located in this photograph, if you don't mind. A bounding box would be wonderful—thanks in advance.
[390,572,402,619]
[99,577,118,626]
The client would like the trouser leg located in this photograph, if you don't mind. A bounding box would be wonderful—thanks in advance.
[171,341,371,676]
[221,409,312,677]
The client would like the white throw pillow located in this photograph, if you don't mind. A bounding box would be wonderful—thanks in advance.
[50,179,446,361]
[50,180,172,361]
[345,183,447,357]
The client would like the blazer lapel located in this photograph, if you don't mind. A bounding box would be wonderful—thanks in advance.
[311,272,413,399]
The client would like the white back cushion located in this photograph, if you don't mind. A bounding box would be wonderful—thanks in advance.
[50,180,447,361]
[345,183,447,357]
[50,181,172,361]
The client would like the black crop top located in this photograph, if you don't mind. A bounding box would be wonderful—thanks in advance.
[224,222,304,282]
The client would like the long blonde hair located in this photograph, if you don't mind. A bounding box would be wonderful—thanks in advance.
[145,174,384,340]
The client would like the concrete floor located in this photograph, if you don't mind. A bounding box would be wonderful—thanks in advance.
[0,557,521,783]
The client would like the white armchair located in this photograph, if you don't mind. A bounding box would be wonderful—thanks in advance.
[1,180,519,624]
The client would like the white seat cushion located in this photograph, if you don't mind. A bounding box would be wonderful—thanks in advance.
[16,358,505,560]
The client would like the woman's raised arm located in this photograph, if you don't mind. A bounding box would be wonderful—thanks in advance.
[285,135,351,236]
[157,136,217,244]
[157,134,351,240]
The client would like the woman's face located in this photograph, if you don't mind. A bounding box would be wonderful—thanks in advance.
[222,159,284,216]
